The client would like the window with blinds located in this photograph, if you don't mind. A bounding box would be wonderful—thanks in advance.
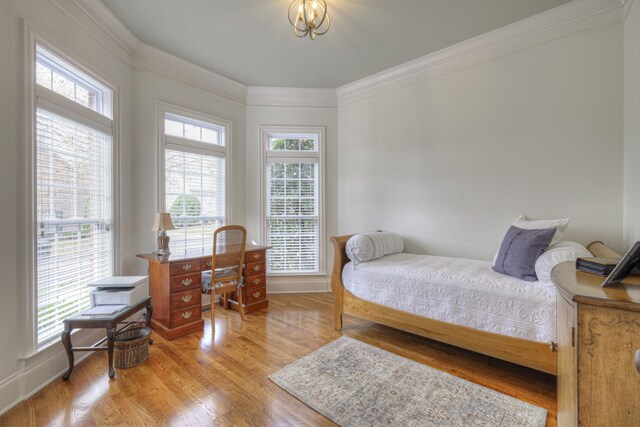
[163,112,227,257]
[265,132,322,274]
[34,45,114,346]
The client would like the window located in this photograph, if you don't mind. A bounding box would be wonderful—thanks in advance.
[161,110,228,256]
[33,45,114,346]
[263,128,324,274]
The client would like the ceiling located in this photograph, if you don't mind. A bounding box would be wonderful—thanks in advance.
[101,0,571,88]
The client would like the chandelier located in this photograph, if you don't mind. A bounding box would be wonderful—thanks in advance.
[288,0,331,40]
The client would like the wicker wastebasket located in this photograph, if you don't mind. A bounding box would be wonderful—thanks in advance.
[114,327,151,368]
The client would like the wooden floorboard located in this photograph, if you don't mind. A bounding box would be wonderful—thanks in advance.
[0,293,556,426]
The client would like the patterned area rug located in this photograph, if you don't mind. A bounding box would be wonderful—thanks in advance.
[269,336,547,427]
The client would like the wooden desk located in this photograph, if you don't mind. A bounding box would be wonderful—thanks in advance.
[137,245,269,340]
[551,262,640,426]
[61,296,152,380]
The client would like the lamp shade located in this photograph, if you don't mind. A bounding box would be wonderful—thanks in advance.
[151,212,175,231]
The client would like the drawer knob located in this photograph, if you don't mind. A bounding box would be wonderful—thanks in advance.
[181,294,193,303]
[252,253,260,260]
[182,310,192,319]
[550,341,558,352]
[252,279,260,285]
[182,264,192,271]
[206,261,212,268]
[182,278,193,287]
[635,349,640,374]
[253,265,260,272]
[253,291,261,298]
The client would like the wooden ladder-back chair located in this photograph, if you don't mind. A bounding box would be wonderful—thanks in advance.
[202,225,247,325]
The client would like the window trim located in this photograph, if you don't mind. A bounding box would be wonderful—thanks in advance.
[23,24,121,355]
[260,125,325,277]
[156,102,232,245]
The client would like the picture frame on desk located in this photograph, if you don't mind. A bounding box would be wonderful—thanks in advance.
[602,241,640,287]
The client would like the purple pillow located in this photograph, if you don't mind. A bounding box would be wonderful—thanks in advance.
[493,226,555,281]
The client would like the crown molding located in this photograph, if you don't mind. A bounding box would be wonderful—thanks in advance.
[67,0,247,104]
[71,0,138,54]
[55,0,626,107]
[48,0,132,65]
[247,87,337,108]
[132,43,247,104]
[337,0,626,106]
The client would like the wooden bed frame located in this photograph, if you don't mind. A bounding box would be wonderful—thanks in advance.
[331,234,558,375]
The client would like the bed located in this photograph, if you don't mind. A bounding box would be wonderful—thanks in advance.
[331,234,560,374]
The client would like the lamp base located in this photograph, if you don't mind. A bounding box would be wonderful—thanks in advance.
[153,233,171,256]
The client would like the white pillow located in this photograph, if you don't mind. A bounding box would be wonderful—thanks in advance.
[492,215,570,265]
[534,241,592,284]
[512,215,570,246]
[346,232,404,263]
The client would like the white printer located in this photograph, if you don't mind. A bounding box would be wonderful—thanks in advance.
[87,276,149,307]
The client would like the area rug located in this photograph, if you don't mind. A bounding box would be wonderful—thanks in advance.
[269,336,546,427]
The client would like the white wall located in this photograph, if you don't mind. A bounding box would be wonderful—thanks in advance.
[126,70,247,310]
[624,1,640,245]
[0,0,24,393]
[338,24,624,260]
[0,0,632,416]
[246,105,338,292]
[127,70,247,275]
[0,0,248,413]
[0,0,133,412]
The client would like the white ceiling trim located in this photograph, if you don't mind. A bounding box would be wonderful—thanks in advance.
[69,0,248,103]
[247,87,337,108]
[71,0,138,54]
[66,0,336,106]
[56,0,624,107]
[337,0,626,106]
[132,43,248,104]
[49,0,132,66]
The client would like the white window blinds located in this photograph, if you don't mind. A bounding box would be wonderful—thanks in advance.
[163,112,227,257]
[34,45,114,346]
[265,135,321,274]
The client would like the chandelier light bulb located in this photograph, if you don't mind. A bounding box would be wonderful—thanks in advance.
[288,0,330,40]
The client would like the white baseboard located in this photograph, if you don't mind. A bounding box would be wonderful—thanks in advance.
[268,289,331,294]
[267,276,330,293]
[0,329,104,416]
[0,374,22,419]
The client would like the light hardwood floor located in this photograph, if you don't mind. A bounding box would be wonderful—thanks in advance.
[0,293,556,426]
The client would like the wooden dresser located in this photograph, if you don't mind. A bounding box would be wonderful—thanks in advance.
[137,244,269,340]
[551,262,640,426]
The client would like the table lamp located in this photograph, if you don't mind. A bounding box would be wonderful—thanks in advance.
[151,212,175,255]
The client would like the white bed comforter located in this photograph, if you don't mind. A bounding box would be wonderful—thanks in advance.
[342,253,556,343]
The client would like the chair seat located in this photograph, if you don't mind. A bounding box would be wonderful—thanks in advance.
[201,268,240,293]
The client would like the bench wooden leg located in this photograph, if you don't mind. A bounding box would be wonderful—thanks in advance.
[333,290,343,331]
[61,327,74,380]
[106,327,115,379]
[334,311,343,331]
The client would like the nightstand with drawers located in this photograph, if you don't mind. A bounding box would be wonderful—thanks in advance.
[137,244,270,340]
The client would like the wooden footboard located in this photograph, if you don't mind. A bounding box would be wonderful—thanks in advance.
[330,234,558,375]
[330,234,352,330]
